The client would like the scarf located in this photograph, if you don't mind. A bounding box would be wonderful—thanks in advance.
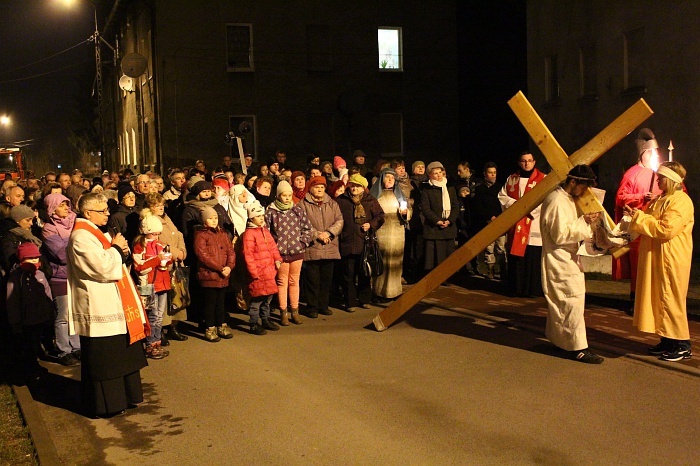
[428,178,451,219]
[72,220,149,344]
[9,227,42,247]
[274,198,294,211]
[45,193,76,238]
[369,168,407,206]
[350,192,366,224]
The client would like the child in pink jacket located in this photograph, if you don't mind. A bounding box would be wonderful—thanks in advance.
[242,201,282,335]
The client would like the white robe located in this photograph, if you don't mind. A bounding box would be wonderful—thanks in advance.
[540,188,593,351]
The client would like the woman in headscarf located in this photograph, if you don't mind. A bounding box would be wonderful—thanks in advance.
[41,193,80,365]
[370,167,410,301]
[228,183,256,311]
[291,171,307,204]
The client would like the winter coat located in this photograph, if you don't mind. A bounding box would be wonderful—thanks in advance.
[6,266,54,333]
[40,193,76,297]
[243,225,283,297]
[265,202,314,262]
[420,182,459,240]
[336,192,385,256]
[193,226,236,288]
[132,239,172,293]
[300,192,344,261]
[107,203,140,245]
[158,214,187,264]
[472,180,503,231]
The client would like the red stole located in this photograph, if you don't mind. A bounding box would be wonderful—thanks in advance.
[73,221,149,344]
[506,168,546,257]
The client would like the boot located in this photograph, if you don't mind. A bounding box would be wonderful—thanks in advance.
[262,318,280,331]
[250,322,267,335]
[290,308,302,325]
[168,322,188,341]
[204,326,221,342]
[161,330,170,347]
[280,309,290,326]
[486,265,495,280]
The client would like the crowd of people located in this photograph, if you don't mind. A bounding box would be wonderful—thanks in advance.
[0,136,693,417]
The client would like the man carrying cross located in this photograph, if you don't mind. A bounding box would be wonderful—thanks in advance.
[540,165,604,364]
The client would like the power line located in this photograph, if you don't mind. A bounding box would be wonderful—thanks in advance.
[0,39,90,77]
[0,59,92,85]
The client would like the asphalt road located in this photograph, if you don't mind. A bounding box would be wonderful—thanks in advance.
[26,293,699,465]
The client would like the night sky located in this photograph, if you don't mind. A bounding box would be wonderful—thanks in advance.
[0,1,529,176]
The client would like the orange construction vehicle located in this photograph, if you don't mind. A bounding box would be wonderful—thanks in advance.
[0,147,24,180]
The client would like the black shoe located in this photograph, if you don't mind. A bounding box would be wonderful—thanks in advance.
[648,339,674,355]
[261,318,280,331]
[72,350,81,360]
[571,349,604,364]
[249,323,267,335]
[659,348,692,362]
[303,308,318,319]
[161,333,170,347]
[168,325,188,341]
[58,353,80,366]
[318,308,333,316]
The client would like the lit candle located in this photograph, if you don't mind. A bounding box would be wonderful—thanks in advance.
[668,140,674,162]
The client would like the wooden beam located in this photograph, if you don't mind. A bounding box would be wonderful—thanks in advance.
[372,92,653,331]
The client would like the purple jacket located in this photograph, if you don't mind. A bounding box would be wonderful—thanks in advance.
[41,193,75,296]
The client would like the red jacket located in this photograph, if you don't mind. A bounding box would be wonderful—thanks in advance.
[133,239,172,293]
[193,227,236,288]
[243,225,282,297]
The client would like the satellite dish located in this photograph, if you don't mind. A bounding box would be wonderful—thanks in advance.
[121,53,148,77]
[119,75,134,92]
[239,121,253,136]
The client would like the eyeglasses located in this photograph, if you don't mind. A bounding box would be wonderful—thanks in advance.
[86,208,110,214]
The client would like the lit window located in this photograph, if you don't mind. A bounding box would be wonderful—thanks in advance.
[378,27,402,71]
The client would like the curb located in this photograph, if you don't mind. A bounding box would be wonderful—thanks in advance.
[12,384,62,466]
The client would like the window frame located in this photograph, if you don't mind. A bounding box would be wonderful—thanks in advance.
[226,23,255,72]
[378,27,403,72]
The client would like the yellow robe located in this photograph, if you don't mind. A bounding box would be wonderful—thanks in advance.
[630,190,694,339]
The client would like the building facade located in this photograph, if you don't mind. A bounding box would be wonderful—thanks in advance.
[101,0,460,174]
[526,0,699,239]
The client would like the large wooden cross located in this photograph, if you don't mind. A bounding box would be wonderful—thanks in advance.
[372,91,653,331]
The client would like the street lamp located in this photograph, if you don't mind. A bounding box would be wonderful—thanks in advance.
[0,116,10,126]
[59,0,116,171]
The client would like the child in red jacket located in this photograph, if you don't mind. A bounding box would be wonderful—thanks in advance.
[133,210,172,359]
[194,206,236,342]
[243,200,282,335]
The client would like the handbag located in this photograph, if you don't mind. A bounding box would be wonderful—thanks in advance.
[361,229,384,278]
[168,261,191,313]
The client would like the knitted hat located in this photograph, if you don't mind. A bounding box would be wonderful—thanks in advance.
[17,242,41,261]
[10,205,35,223]
[347,173,368,188]
[140,213,163,234]
[333,156,347,170]
[307,176,327,190]
[200,206,218,223]
[276,180,293,197]
[117,184,136,203]
[426,161,444,173]
[291,171,306,182]
[212,177,229,191]
[190,180,213,197]
[352,149,366,159]
[246,200,265,218]
[328,180,346,198]
[412,160,425,172]
[186,175,204,190]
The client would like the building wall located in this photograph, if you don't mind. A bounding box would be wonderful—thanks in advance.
[527,0,699,236]
[149,0,460,172]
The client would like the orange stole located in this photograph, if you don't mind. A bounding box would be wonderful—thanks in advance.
[506,169,545,257]
[73,221,149,344]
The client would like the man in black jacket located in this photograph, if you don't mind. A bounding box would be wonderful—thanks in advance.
[472,162,506,279]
